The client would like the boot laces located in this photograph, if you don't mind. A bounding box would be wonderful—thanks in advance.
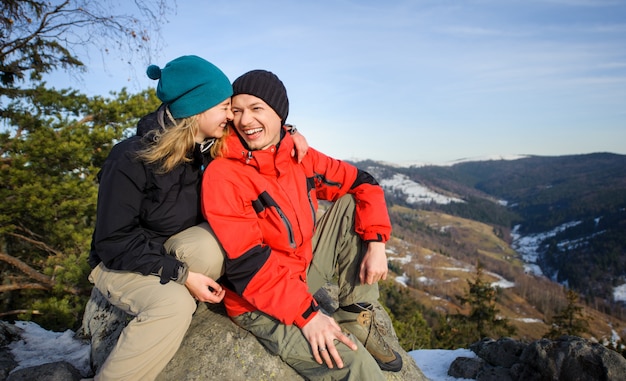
[363,309,391,351]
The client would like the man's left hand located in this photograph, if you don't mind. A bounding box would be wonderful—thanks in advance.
[359,241,388,285]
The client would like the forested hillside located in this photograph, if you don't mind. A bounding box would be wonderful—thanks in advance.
[351,153,626,347]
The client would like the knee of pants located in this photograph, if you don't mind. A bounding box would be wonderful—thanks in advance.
[146,287,197,324]
[342,346,381,374]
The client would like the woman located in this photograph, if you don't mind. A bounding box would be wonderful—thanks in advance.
[87,55,306,380]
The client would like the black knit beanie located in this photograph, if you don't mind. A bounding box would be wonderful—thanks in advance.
[232,70,289,124]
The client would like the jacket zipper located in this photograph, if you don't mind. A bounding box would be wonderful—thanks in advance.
[307,193,316,229]
[315,173,342,188]
[275,206,296,248]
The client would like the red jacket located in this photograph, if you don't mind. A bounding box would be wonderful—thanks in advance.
[202,130,391,328]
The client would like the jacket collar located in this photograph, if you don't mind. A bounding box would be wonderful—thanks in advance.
[224,129,294,174]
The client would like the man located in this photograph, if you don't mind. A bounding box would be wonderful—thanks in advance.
[201,70,402,380]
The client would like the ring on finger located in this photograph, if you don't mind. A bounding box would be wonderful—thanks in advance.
[319,347,327,352]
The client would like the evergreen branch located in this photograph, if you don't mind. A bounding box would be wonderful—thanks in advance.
[0,250,55,287]
[0,282,48,293]
[0,309,42,318]
[0,251,82,295]
[9,229,63,256]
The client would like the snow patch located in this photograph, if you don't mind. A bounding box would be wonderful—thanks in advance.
[411,348,477,381]
[380,174,464,205]
[510,220,583,276]
[388,254,413,265]
[514,318,544,324]
[8,321,91,376]
[387,154,529,168]
[395,274,409,287]
[613,283,626,303]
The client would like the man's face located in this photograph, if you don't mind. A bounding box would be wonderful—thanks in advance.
[231,94,282,151]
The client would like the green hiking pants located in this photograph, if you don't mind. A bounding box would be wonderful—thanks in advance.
[233,195,385,381]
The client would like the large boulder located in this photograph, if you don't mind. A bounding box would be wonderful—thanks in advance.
[78,286,428,380]
[518,336,626,381]
[448,336,626,381]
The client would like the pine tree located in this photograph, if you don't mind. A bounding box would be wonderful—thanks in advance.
[0,87,160,330]
[435,263,516,348]
[546,288,591,339]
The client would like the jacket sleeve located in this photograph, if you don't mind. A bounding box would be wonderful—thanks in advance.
[201,162,318,327]
[90,142,187,284]
[307,148,392,242]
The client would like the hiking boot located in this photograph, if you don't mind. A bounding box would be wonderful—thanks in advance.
[333,303,403,372]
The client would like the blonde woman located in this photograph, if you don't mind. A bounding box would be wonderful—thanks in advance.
[87,56,307,380]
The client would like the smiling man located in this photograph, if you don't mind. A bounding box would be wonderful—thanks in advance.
[201,69,402,380]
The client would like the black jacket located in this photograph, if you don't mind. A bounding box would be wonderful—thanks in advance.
[88,106,212,284]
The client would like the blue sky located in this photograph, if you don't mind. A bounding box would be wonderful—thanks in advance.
[50,0,626,164]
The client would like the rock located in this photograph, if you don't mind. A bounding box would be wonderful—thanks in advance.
[6,361,82,381]
[448,356,484,379]
[76,287,132,371]
[518,335,626,381]
[0,322,22,347]
[157,302,303,380]
[476,365,514,381]
[449,335,626,381]
[79,286,428,380]
[0,348,17,381]
[0,322,20,381]
[470,337,525,368]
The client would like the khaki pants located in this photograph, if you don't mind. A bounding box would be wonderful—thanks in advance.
[89,222,224,381]
[233,196,385,381]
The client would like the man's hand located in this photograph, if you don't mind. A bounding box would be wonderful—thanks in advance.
[184,271,225,303]
[359,241,388,285]
[301,312,357,369]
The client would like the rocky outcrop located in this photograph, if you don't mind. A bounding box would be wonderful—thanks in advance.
[78,286,428,380]
[448,336,626,381]
[5,361,82,381]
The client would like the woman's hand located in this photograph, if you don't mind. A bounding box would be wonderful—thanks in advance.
[286,125,309,163]
[184,271,225,303]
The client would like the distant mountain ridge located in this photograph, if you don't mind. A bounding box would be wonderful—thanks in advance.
[349,152,626,307]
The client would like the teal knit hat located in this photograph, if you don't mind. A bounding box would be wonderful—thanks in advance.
[146,55,233,119]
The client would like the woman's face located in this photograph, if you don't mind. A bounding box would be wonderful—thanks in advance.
[195,98,233,142]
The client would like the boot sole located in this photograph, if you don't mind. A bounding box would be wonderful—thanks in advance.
[374,349,403,372]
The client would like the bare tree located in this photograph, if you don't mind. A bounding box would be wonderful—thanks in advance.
[0,0,172,103]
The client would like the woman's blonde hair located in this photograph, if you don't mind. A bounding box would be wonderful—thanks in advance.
[137,111,228,173]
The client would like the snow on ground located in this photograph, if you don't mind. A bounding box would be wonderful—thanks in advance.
[411,348,476,381]
[387,154,530,169]
[7,321,91,376]
[511,220,626,303]
[389,253,413,265]
[6,320,474,380]
[513,318,544,324]
[380,174,464,205]
[395,274,409,287]
[510,220,582,277]
[403,262,515,290]
[613,283,626,303]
